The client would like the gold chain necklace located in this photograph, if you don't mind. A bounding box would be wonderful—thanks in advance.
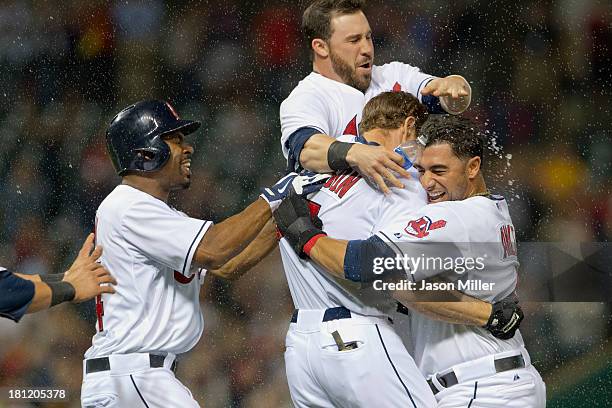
[471,190,492,198]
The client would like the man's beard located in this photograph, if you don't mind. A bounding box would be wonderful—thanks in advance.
[330,50,371,92]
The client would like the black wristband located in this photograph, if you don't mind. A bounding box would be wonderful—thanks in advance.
[285,217,325,258]
[41,273,65,283]
[48,281,76,307]
[327,141,353,171]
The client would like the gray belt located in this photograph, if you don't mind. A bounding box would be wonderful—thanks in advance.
[427,354,525,395]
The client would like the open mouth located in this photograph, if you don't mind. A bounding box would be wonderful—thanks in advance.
[427,191,445,202]
[181,160,191,176]
[357,61,372,70]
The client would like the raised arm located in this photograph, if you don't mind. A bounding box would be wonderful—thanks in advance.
[195,198,272,270]
[420,75,471,115]
[196,172,330,271]
[299,134,410,194]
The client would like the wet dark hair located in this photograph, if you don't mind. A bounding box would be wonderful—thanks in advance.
[419,115,485,166]
[359,91,428,134]
[302,0,366,58]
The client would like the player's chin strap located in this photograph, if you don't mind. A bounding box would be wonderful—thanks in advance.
[484,294,524,340]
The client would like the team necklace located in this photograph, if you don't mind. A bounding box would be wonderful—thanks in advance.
[471,190,491,198]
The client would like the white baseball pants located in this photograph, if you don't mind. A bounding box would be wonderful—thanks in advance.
[284,309,437,408]
[432,351,546,407]
[80,353,199,408]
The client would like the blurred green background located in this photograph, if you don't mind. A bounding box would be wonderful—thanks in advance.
[0,0,610,406]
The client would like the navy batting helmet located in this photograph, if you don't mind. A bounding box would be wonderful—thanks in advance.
[106,100,201,176]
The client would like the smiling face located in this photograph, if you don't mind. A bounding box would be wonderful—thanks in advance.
[158,131,194,191]
[415,142,480,203]
[327,11,374,91]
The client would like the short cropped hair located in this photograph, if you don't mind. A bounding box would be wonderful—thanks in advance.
[359,91,428,134]
[419,115,486,165]
[302,0,366,56]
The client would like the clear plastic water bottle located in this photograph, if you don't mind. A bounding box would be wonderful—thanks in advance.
[393,140,422,170]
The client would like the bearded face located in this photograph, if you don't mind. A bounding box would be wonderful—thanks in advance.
[330,47,372,92]
[324,11,374,93]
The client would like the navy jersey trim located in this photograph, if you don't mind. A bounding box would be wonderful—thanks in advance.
[285,127,322,172]
[0,270,35,322]
[181,221,210,275]
[417,77,435,97]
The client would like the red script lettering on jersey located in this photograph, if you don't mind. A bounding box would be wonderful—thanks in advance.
[500,224,517,258]
[323,171,362,198]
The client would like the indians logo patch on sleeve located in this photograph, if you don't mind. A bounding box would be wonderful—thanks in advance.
[404,216,447,238]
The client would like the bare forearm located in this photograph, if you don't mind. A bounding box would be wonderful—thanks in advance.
[26,282,52,313]
[196,198,272,269]
[299,134,336,172]
[209,220,278,280]
[393,289,491,326]
[309,237,348,279]
[14,273,41,282]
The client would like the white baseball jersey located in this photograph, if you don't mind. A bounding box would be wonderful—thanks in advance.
[279,151,427,316]
[280,62,435,158]
[85,184,212,359]
[375,195,526,376]
[280,139,436,408]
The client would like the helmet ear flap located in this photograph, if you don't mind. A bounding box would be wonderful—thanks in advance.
[130,143,171,173]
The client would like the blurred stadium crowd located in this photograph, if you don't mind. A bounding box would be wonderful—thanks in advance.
[0,0,610,407]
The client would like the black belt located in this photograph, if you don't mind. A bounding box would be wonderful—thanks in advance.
[85,354,177,374]
[290,306,352,323]
[427,355,525,395]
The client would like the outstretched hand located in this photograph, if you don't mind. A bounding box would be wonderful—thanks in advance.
[64,233,116,303]
[420,75,470,99]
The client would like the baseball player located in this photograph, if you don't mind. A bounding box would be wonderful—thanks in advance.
[0,233,115,321]
[216,92,513,408]
[281,0,472,194]
[276,115,546,407]
[80,100,327,408]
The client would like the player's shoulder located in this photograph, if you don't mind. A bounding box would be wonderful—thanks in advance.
[464,195,508,212]
[432,196,509,225]
[281,76,329,114]
[98,185,168,219]
[372,61,418,78]
[283,72,329,99]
